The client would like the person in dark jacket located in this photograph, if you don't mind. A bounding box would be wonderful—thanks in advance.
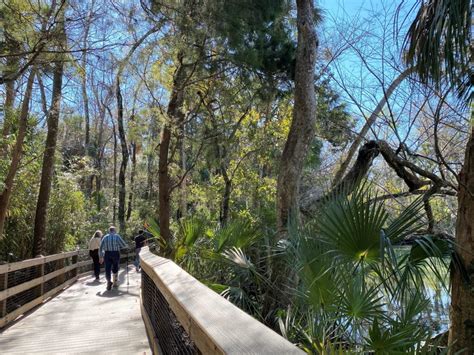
[133,229,147,272]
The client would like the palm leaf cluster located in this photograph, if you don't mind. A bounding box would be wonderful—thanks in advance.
[288,185,453,353]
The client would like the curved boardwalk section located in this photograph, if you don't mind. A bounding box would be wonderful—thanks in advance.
[0,266,150,354]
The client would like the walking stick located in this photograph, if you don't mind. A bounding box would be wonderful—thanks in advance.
[126,248,130,286]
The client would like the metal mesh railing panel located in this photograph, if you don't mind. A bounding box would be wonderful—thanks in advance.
[8,266,41,288]
[44,259,61,275]
[44,274,65,293]
[142,271,199,355]
[6,285,41,313]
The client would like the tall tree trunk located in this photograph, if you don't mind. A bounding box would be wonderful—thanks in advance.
[0,70,36,239]
[116,80,128,233]
[449,128,474,353]
[276,0,318,236]
[82,51,90,155]
[81,2,93,155]
[178,124,187,219]
[263,0,318,326]
[95,99,106,211]
[160,56,186,258]
[146,115,158,200]
[33,62,65,256]
[112,24,160,232]
[32,1,66,257]
[220,165,231,226]
[126,138,136,221]
[1,39,20,159]
[112,121,118,225]
[159,125,172,255]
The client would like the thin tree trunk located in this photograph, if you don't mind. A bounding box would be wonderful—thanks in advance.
[146,115,158,200]
[95,99,106,211]
[112,121,118,225]
[0,70,36,239]
[116,79,128,233]
[449,128,474,353]
[112,24,160,232]
[220,165,231,226]
[424,199,435,233]
[32,1,66,257]
[332,67,414,186]
[82,51,90,155]
[1,78,15,140]
[81,2,93,155]
[126,138,136,221]
[276,0,318,236]
[160,56,186,258]
[178,125,187,218]
[33,61,65,256]
[1,40,20,159]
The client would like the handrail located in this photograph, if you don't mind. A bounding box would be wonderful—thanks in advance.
[0,249,93,328]
[0,251,78,274]
[140,247,304,354]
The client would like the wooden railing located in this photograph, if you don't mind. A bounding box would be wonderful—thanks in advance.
[0,250,94,328]
[140,247,304,355]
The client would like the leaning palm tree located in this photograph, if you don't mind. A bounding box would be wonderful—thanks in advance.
[402,1,473,352]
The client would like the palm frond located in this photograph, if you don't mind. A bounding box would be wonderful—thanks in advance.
[403,0,472,101]
[384,197,425,243]
[179,216,206,247]
[335,277,384,324]
[213,218,258,252]
[319,185,388,263]
[222,247,254,269]
[366,317,423,354]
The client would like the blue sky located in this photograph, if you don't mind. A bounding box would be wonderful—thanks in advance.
[320,0,372,16]
[315,0,423,148]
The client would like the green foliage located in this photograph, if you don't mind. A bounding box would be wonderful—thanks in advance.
[287,184,450,352]
[366,318,420,354]
[45,174,87,254]
[315,76,354,147]
[208,0,296,77]
[403,0,472,100]
[213,219,257,252]
[318,186,389,263]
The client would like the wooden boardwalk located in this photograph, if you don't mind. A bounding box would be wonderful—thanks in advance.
[0,265,151,354]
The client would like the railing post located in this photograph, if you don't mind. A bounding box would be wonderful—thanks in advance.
[40,261,45,297]
[72,251,78,277]
[1,269,7,318]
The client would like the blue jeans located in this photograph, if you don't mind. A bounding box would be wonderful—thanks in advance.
[104,251,120,282]
[134,248,141,269]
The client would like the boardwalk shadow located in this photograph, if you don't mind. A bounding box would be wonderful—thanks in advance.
[96,287,139,298]
[85,279,103,286]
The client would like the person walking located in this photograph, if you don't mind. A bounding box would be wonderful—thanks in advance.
[99,226,128,290]
[133,229,147,272]
[88,230,103,280]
